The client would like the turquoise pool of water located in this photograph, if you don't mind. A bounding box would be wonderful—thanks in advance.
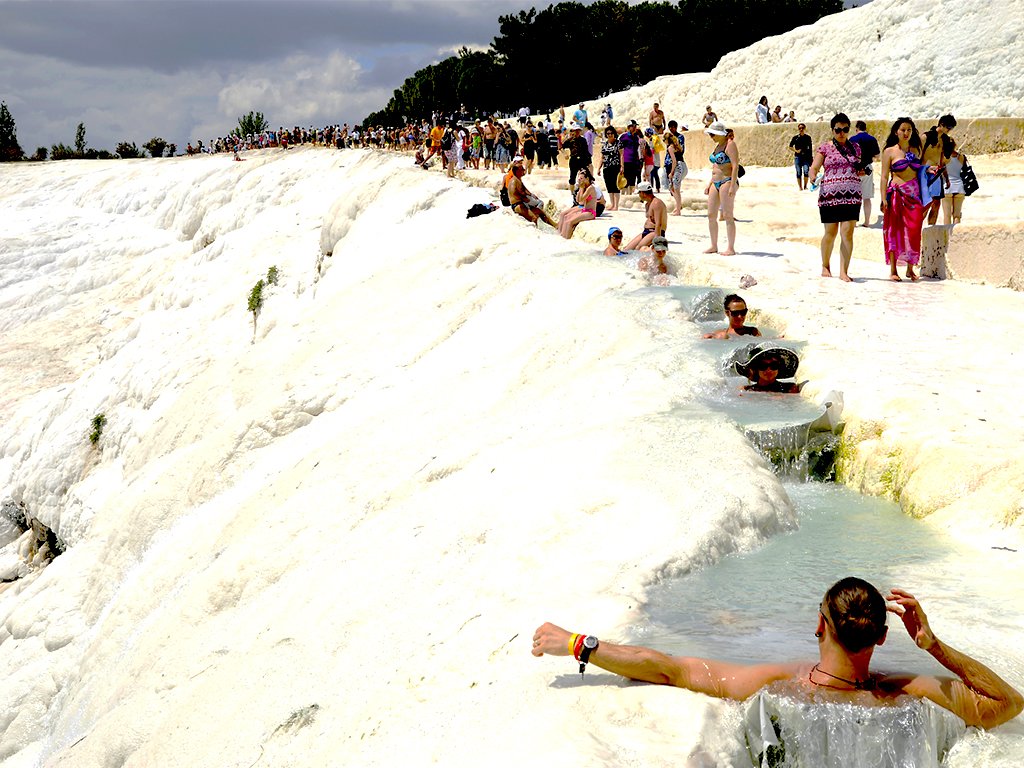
[631,481,1024,684]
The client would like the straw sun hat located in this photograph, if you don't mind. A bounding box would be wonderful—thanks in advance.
[731,342,800,380]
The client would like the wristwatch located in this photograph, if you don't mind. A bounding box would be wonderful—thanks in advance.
[579,635,599,675]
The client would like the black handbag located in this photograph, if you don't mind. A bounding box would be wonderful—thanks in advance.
[960,155,979,196]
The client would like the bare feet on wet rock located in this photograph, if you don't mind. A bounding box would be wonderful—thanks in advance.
[720,249,736,256]
[840,273,853,282]
[907,269,919,281]
[889,273,902,282]
[703,246,718,254]
[821,267,832,278]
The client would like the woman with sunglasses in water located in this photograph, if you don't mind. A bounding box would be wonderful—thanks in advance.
[808,113,863,282]
[703,294,761,339]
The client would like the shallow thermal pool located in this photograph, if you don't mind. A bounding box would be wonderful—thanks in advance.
[629,480,1024,761]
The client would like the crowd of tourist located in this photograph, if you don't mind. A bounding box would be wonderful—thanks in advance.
[189,100,973,291]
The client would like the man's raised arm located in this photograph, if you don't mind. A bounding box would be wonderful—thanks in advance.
[532,622,799,701]
[887,589,1024,728]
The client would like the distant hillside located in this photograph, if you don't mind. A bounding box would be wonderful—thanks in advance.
[597,0,1022,128]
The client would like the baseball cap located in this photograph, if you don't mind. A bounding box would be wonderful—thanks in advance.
[652,236,669,252]
[635,181,653,194]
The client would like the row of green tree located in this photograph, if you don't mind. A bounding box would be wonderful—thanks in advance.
[364,0,841,127]
[0,103,269,162]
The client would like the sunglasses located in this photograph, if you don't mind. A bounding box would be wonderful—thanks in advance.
[727,308,748,317]
[833,126,850,134]
[759,360,780,370]
[610,233,623,239]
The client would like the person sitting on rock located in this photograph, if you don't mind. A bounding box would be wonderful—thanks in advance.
[704,294,762,339]
[507,156,557,227]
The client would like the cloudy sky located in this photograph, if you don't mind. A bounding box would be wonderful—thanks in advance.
[0,0,536,153]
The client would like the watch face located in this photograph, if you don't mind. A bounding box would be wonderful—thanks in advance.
[583,635,599,649]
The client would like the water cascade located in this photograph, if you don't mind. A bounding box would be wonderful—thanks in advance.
[633,286,1023,766]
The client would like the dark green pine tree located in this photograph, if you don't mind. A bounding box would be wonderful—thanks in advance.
[0,102,25,162]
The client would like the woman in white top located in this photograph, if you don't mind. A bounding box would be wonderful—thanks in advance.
[755,96,770,124]
[942,150,966,224]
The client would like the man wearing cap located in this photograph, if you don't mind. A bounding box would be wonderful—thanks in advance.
[506,156,557,227]
[604,227,626,257]
[573,103,587,127]
[565,124,592,190]
[637,235,670,283]
[789,123,813,191]
[624,182,668,251]
[618,121,642,195]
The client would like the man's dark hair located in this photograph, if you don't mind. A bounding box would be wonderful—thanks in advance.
[723,293,745,309]
[855,120,867,131]
[668,120,678,129]
[823,577,887,653]
[938,114,957,129]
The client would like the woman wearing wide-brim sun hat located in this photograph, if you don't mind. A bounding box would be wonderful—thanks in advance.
[730,342,802,393]
[703,120,739,256]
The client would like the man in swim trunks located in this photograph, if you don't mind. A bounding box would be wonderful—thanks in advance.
[533,577,1023,730]
[506,157,557,227]
[482,117,497,170]
[703,293,762,339]
[624,182,667,250]
[648,102,666,134]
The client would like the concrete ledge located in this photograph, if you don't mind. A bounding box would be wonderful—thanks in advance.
[921,222,1024,288]
[684,117,1024,169]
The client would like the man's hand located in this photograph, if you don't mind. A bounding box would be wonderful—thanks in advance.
[887,588,937,650]
[532,622,573,657]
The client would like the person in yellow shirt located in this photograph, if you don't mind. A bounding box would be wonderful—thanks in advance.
[422,119,445,168]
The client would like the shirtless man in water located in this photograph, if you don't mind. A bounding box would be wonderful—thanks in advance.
[704,294,761,339]
[624,182,667,250]
[533,577,1023,732]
